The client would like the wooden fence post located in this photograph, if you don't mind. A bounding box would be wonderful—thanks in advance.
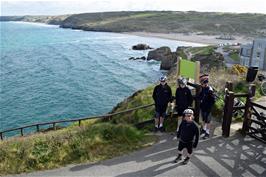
[226,81,233,92]
[36,125,40,132]
[222,82,233,136]
[223,91,234,137]
[242,84,256,135]
[20,128,24,136]
[194,84,201,124]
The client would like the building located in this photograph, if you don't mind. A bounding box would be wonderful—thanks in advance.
[240,38,266,70]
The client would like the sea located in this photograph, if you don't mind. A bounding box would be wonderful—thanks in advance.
[0,21,202,135]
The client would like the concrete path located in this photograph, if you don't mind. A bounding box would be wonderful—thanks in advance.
[15,131,266,177]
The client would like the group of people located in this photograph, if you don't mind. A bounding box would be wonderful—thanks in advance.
[152,74,216,164]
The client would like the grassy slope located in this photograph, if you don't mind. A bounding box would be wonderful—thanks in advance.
[1,11,266,37]
[0,121,155,175]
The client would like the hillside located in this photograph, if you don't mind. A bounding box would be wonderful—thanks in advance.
[1,11,266,37]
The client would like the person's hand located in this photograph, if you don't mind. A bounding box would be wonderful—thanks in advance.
[193,143,197,148]
[176,132,180,140]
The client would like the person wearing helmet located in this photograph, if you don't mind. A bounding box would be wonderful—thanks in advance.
[175,77,193,126]
[174,109,199,164]
[198,74,216,139]
[152,75,172,132]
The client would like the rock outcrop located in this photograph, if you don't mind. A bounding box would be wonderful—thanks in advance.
[132,44,152,50]
[147,47,178,70]
[129,56,146,60]
[192,52,224,71]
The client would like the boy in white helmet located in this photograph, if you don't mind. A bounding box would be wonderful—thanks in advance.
[174,109,199,164]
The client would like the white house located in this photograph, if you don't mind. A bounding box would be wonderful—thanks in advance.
[240,38,266,70]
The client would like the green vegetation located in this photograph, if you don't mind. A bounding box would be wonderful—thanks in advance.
[229,52,240,61]
[1,11,266,37]
[0,122,155,175]
[176,47,188,59]
[188,46,216,56]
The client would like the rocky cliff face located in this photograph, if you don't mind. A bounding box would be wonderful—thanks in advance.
[147,47,178,70]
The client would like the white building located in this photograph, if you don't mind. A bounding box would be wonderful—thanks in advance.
[240,38,266,70]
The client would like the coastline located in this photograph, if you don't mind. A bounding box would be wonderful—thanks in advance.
[124,32,253,45]
[2,21,253,46]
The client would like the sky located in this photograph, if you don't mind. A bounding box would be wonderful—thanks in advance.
[1,0,266,16]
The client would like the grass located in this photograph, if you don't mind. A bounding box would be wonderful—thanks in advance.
[0,122,156,175]
[229,52,240,61]
[188,46,216,56]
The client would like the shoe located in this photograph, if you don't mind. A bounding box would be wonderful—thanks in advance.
[200,128,206,135]
[159,126,165,132]
[174,155,182,163]
[182,157,190,165]
[154,127,158,132]
[202,133,210,139]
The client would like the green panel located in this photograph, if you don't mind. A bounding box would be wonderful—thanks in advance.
[179,59,196,79]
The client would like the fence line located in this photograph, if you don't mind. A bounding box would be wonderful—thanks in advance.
[0,103,155,140]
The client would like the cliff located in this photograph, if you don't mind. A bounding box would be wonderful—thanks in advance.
[1,11,266,37]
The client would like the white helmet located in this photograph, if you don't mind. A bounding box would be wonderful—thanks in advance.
[159,75,167,82]
[177,77,187,86]
[183,109,194,115]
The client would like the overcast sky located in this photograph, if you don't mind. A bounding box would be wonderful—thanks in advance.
[1,0,266,16]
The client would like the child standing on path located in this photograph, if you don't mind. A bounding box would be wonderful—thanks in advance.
[174,109,199,164]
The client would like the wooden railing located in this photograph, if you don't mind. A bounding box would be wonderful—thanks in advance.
[222,81,256,137]
[0,81,202,141]
[246,101,266,143]
[0,103,155,140]
[222,81,266,144]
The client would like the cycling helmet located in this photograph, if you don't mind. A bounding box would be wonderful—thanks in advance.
[159,75,167,82]
[177,77,187,86]
[183,109,194,115]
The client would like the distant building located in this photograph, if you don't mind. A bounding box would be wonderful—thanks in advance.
[240,38,266,70]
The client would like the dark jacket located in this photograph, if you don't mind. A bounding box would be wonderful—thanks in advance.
[152,83,172,106]
[199,86,216,112]
[175,87,193,110]
[177,120,199,147]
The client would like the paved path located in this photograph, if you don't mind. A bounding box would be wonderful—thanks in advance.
[215,47,239,68]
[15,132,266,177]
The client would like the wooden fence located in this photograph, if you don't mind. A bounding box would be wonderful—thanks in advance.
[0,81,202,141]
[0,104,154,140]
[222,81,266,143]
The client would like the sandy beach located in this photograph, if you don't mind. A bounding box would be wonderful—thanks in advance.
[125,32,253,45]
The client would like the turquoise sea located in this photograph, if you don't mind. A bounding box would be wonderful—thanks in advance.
[0,21,201,133]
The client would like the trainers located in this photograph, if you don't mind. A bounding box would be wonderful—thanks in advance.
[174,155,182,163]
[159,126,165,132]
[182,157,190,165]
[202,133,210,139]
[200,128,206,135]
[154,127,158,132]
